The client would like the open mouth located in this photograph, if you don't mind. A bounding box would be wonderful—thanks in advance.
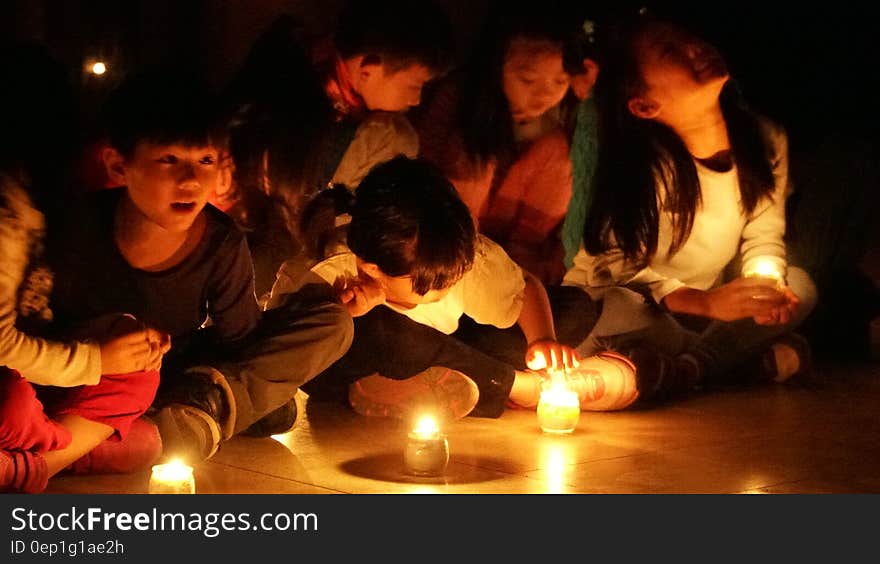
[170,202,197,213]
[694,57,727,80]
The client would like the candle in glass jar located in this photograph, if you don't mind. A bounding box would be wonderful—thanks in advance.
[404,415,449,477]
[149,459,195,494]
[537,382,580,434]
[745,258,784,287]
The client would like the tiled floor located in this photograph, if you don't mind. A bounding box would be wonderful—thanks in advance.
[46,362,880,494]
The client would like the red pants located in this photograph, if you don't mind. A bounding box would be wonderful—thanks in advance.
[0,367,159,453]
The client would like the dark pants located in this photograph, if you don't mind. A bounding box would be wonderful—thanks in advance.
[576,267,818,385]
[304,286,599,418]
[157,284,354,436]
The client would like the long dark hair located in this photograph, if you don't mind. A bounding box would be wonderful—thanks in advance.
[455,1,590,171]
[584,17,776,265]
[224,15,334,243]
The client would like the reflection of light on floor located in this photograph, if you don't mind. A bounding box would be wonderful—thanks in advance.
[541,442,574,494]
[742,474,771,493]
[271,432,297,455]
[409,487,442,494]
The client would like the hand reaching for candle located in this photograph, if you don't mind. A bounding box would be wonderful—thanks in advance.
[338,277,386,317]
[526,340,580,371]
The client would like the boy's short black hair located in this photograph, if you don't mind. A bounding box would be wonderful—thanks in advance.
[333,0,455,75]
[101,67,226,157]
[348,156,476,295]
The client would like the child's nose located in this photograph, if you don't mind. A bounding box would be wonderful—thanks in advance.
[177,163,198,184]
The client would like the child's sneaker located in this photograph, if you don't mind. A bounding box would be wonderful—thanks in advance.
[65,417,163,475]
[241,391,304,437]
[565,351,640,411]
[1,449,48,493]
[153,367,235,462]
[348,367,479,421]
[762,333,812,383]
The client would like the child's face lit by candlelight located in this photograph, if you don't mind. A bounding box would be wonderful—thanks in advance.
[104,142,219,233]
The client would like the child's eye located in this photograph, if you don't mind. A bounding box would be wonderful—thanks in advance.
[519,77,536,86]
[199,156,216,165]
[158,155,178,164]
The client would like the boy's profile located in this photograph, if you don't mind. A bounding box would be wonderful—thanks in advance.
[224,0,456,296]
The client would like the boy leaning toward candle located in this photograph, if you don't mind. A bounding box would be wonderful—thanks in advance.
[267,156,650,421]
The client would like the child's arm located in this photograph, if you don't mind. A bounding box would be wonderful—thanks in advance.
[0,179,150,386]
[739,121,790,282]
[463,237,577,370]
[516,270,578,371]
[205,232,261,344]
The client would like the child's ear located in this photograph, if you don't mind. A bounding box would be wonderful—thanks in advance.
[571,58,600,100]
[627,96,661,120]
[359,261,383,280]
[102,147,128,186]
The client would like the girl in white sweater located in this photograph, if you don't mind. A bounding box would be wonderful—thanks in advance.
[564,15,816,401]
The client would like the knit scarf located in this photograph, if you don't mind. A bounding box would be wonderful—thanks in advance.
[561,96,598,267]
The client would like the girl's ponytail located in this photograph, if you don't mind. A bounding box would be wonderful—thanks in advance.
[298,184,356,260]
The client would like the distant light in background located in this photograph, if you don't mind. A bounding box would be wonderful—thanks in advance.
[91,61,107,75]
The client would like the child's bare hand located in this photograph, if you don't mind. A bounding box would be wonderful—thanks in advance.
[525,340,580,371]
[705,277,787,321]
[753,285,801,326]
[100,328,170,374]
[339,280,386,317]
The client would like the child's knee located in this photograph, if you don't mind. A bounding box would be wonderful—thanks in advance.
[93,370,161,415]
[787,266,818,320]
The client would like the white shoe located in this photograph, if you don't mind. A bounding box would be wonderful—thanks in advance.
[348,367,479,421]
[566,351,639,411]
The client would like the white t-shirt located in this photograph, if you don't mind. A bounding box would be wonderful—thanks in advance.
[269,235,526,335]
[564,118,790,303]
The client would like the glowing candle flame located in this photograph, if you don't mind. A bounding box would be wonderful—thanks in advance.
[149,459,195,494]
[745,258,783,285]
[412,415,440,439]
[91,62,107,75]
[537,377,580,434]
[405,414,448,476]
[752,260,780,279]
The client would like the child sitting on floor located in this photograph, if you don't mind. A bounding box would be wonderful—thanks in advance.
[47,68,352,464]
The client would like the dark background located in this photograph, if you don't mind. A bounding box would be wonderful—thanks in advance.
[2,0,878,360]
[3,1,875,145]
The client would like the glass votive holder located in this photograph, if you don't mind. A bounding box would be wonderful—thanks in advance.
[744,259,785,288]
[404,416,449,477]
[148,459,195,494]
[537,386,580,434]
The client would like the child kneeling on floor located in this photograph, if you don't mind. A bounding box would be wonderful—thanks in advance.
[268,156,645,421]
